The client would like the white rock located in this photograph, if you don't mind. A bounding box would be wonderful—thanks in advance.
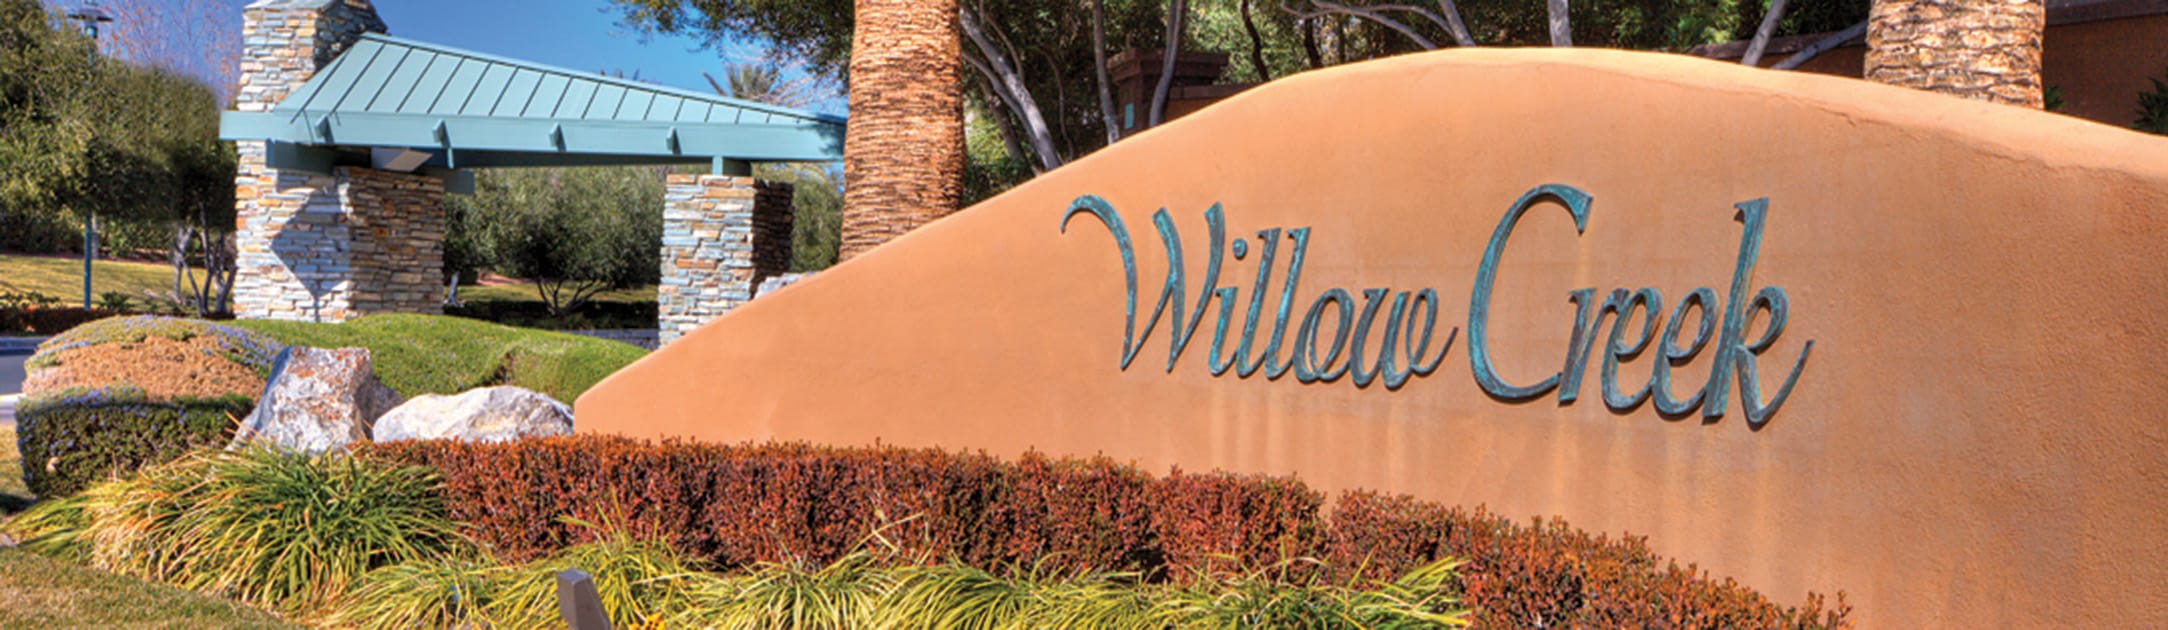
[371,386,573,444]
[230,346,403,453]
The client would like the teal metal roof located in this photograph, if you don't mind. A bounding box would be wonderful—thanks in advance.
[220,33,844,173]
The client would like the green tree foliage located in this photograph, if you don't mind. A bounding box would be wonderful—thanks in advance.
[0,0,237,312]
[0,0,232,232]
[447,167,665,316]
[2136,67,2168,135]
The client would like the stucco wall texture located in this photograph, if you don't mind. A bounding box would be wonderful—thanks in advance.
[577,49,2168,627]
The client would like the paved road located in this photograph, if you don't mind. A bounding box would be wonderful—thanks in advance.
[2,350,26,428]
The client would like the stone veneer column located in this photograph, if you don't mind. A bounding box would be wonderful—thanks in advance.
[659,175,795,345]
[232,0,445,322]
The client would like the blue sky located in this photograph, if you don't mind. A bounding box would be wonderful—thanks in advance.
[64,0,840,115]
[371,0,840,114]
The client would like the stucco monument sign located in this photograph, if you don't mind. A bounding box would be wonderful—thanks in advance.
[578,50,2168,626]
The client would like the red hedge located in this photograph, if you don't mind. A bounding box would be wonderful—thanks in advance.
[367,436,1849,628]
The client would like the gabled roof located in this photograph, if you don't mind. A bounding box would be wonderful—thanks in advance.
[220,33,844,172]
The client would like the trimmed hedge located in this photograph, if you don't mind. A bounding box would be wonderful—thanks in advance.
[15,387,253,497]
[0,307,117,336]
[369,436,1850,628]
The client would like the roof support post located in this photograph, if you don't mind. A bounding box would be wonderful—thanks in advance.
[714,157,753,176]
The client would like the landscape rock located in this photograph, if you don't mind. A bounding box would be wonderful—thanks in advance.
[371,386,573,443]
[755,272,815,298]
[229,346,403,453]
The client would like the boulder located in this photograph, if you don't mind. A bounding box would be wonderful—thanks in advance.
[755,272,815,298]
[229,347,403,453]
[371,386,573,444]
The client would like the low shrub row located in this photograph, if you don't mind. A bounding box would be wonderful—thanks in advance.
[444,299,658,331]
[13,388,254,497]
[0,306,117,336]
[6,448,1472,629]
[371,436,1851,628]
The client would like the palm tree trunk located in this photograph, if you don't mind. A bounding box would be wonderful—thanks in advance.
[839,0,966,260]
[1865,0,2044,108]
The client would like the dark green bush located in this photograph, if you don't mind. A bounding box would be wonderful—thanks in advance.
[444,298,657,330]
[2137,67,2168,135]
[14,387,251,497]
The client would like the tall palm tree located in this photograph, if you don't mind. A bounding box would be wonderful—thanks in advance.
[837,0,965,261]
[1864,0,2045,108]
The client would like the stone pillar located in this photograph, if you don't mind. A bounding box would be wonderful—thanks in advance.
[233,0,445,322]
[659,175,795,345]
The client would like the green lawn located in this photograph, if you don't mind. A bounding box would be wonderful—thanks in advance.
[0,255,174,306]
[455,281,657,305]
[229,314,647,401]
[0,253,655,312]
[0,550,301,629]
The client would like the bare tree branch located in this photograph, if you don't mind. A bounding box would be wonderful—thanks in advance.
[1150,0,1191,127]
[1091,0,1121,144]
[1772,20,1866,70]
[966,59,1041,173]
[1547,0,1573,46]
[1240,0,1272,81]
[959,8,1063,171]
[1432,0,1476,46]
[1368,4,1475,47]
[1290,1,1437,50]
[1742,0,1791,66]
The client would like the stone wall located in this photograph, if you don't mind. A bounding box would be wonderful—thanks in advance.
[234,0,385,115]
[233,165,445,321]
[659,175,794,345]
[233,0,444,322]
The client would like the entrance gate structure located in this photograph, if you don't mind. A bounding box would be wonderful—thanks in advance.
[218,0,842,343]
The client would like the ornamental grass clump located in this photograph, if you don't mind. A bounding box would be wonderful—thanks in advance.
[1,447,476,620]
[677,550,898,630]
[333,518,704,629]
[1147,558,1470,629]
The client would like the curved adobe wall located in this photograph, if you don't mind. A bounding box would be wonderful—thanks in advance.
[577,49,2168,627]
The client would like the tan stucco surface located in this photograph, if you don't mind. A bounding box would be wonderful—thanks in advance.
[578,49,2168,627]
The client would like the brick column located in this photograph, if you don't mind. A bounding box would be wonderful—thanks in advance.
[232,0,445,322]
[659,175,794,345]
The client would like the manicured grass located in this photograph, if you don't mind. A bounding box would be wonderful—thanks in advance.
[0,549,302,629]
[228,314,646,401]
[0,255,171,306]
[456,282,656,305]
[0,253,657,312]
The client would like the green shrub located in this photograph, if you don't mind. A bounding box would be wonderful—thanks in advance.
[3,448,476,621]
[14,386,251,497]
[2137,67,2168,135]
